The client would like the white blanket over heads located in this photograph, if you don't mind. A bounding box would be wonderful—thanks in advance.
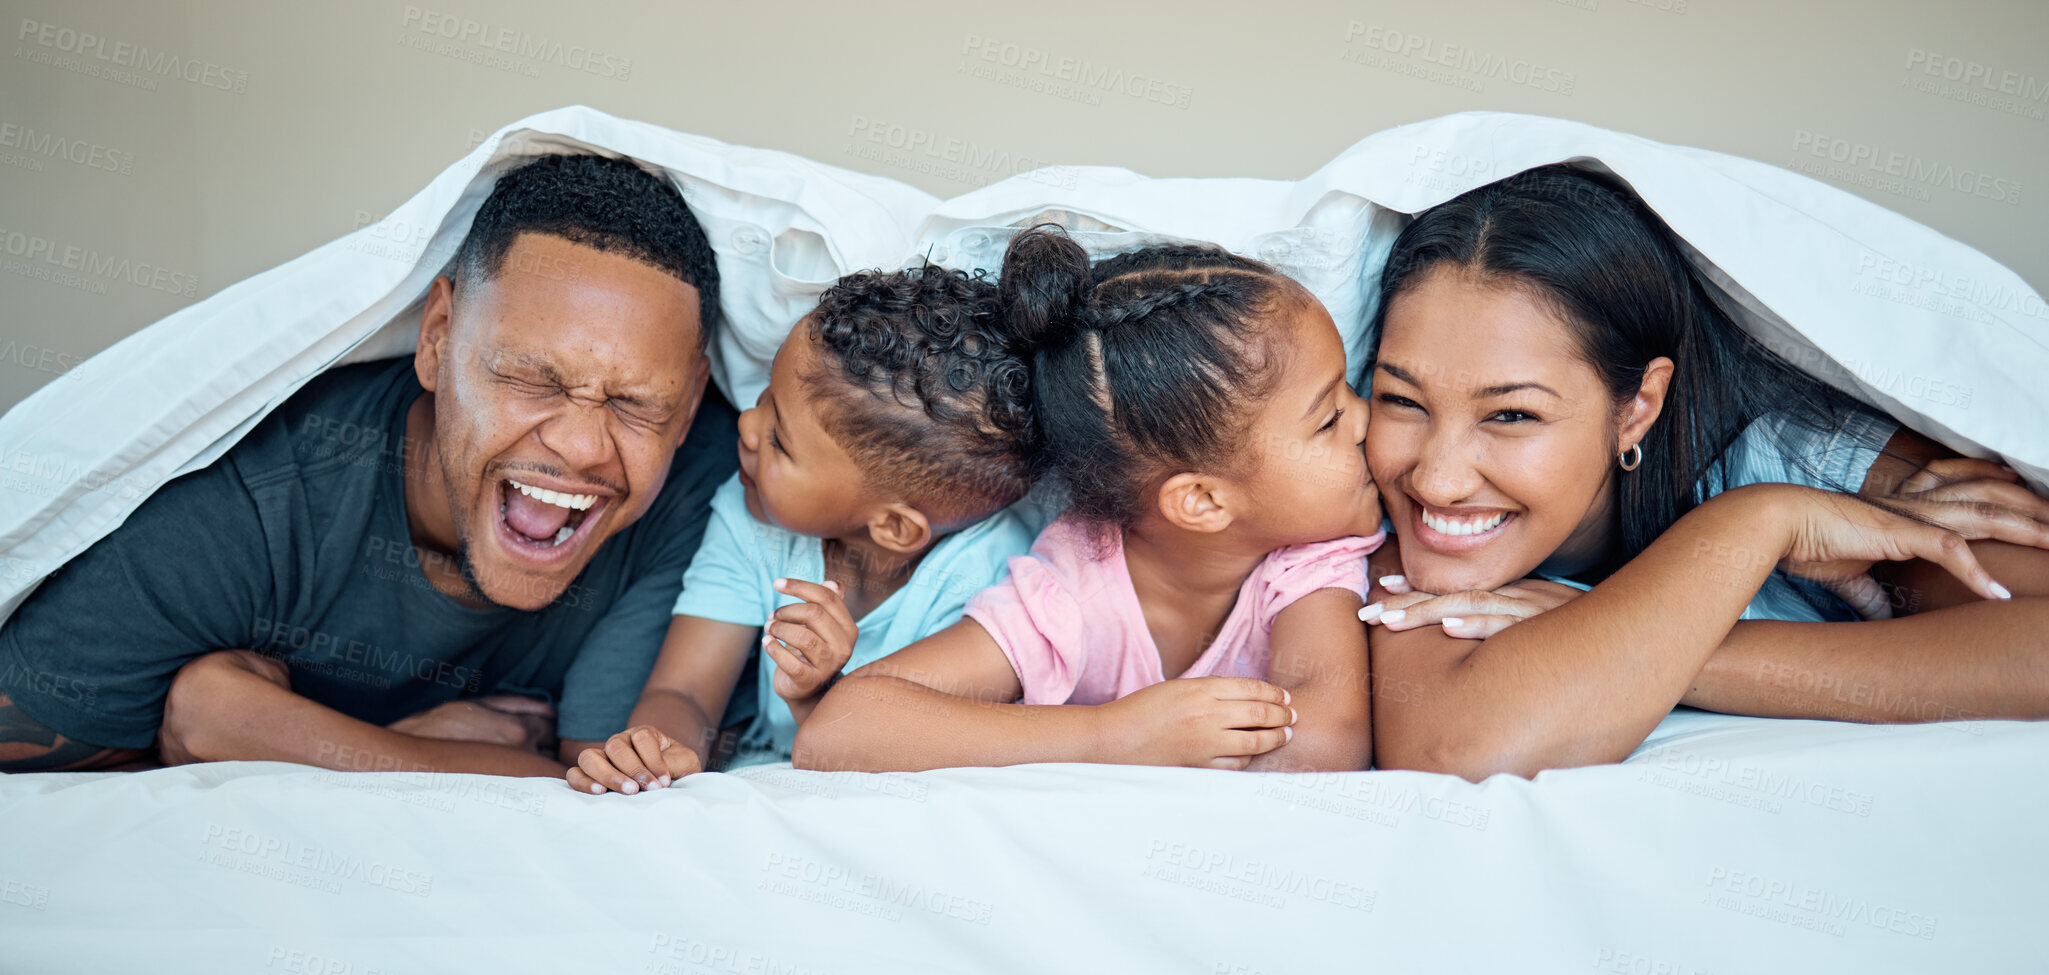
[1,106,2042,623]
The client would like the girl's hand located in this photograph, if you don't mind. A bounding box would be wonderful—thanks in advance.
[765,578,858,705]
[1770,486,2012,606]
[567,725,703,795]
[1868,457,2049,552]
[1100,677,1295,770]
[1361,578,1587,640]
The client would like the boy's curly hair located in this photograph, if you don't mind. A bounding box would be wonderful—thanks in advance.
[804,263,1039,527]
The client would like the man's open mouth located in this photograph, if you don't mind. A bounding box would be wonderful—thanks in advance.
[495,477,606,562]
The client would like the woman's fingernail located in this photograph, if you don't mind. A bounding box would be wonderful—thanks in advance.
[1283,689,1292,705]
[1358,602,1384,622]
[1381,609,1407,625]
[1379,575,1405,589]
[1442,617,1465,628]
[589,783,604,795]
[1990,581,2013,600]
[1289,708,1298,723]
[761,629,774,645]
[657,775,671,788]
[773,578,788,590]
[620,781,638,795]
[1284,726,1294,743]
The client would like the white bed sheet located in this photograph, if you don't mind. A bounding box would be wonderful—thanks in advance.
[1,709,2039,972]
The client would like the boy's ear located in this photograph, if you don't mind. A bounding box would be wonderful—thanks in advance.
[1156,472,1233,534]
[867,503,933,555]
[414,276,455,394]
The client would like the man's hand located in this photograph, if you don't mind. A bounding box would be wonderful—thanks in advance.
[568,725,703,795]
[764,578,858,707]
[1098,677,1295,770]
[387,697,556,753]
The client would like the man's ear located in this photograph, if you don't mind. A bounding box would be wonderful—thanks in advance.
[867,503,933,555]
[1617,355,1675,456]
[1156,472,1234,534]
[415,276,455,394]
[675,357,712,449]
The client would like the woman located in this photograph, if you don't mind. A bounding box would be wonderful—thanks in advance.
[1356,164,2049,780]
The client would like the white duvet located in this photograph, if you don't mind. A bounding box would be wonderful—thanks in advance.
[0,107,2043,972]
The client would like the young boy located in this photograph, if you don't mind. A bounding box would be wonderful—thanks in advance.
[569,264,1048,793]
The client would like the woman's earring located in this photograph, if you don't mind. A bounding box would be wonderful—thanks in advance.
[1619,443,1643,471]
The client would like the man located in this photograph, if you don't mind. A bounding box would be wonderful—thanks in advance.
[0,153,738,775]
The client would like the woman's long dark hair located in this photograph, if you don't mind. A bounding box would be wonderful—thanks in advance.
[1368,163,1887,568]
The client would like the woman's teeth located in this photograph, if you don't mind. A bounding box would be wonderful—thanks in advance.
[507,479,598,511]
[1421,509,1509,536]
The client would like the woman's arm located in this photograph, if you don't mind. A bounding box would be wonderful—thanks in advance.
[1369,483,2000,781]
[1247,588,1372,773]
[1684,597,2049,722]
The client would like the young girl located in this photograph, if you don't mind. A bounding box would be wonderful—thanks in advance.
[567,264,1047,795]
[797,227,1388,773]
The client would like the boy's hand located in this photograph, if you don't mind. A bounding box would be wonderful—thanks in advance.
[764,578,858,705]
[567,725,702,795]
[1100,677,1295,770]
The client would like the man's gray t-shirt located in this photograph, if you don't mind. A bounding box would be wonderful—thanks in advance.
[0,357,737,748]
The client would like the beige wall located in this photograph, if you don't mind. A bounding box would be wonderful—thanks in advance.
[2,0,2043,412]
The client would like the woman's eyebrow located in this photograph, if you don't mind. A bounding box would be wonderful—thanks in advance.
[1475,381,1562,398]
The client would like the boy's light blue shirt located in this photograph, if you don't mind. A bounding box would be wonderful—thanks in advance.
[1543,410,1898,622]
[672,473,1047,763]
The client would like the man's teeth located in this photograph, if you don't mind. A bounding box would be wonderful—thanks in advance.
[552,525,574,545]
[507,479,597,511]
[1421,509,1509,537]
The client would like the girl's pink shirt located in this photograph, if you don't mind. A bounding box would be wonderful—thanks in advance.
[963,517,1385,706]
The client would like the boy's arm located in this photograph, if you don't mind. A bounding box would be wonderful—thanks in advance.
[566,614,757,794]
[1246,588,1372,773]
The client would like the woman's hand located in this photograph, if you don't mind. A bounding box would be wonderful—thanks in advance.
[1360,578,1587,640]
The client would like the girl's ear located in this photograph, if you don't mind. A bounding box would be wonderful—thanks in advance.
[1617,356,1675,455]
[414,275,455,394]
[1157,472,1234,534]
[867,503,934,555]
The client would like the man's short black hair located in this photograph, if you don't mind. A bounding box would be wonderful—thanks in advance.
[450,153,721,349]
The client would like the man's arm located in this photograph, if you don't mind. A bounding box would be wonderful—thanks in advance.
[0,694,145,772]
[160,651,565,776]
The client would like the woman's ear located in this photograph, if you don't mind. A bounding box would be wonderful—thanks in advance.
[1157,472,1234,534]
[414,276,455,394]
[1617,355,1675,453]
[867,503,934,555]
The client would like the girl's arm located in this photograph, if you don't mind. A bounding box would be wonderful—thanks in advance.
[1247,588,1372,773]
[795,619,1294,773]
[566,613,756,794]
[1369,483,2002,781]
[794,619,1105,772]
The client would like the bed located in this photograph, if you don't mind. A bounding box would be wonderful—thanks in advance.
[0,107,2042,972]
